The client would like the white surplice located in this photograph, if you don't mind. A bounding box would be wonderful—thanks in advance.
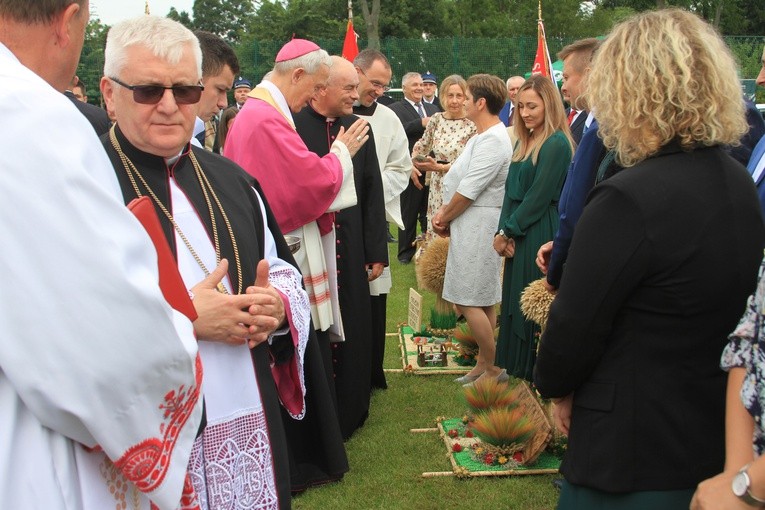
[0,42,203,510]
[168,178,308,509]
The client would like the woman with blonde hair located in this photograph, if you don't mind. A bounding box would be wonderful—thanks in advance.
[494,74,573,382]
[412,74,477,249]
[533,9,765,509]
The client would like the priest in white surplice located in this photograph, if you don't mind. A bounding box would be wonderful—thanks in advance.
[0,1,203,509]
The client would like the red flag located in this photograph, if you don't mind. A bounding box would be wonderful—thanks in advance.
[531,19,555,83]
[342,19,358,61]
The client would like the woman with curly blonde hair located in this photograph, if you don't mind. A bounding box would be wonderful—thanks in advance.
[588,9,746,168]
[533,9,765,510]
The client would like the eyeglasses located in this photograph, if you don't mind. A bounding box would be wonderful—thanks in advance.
[357,68,390,92]
[109,76,204,105]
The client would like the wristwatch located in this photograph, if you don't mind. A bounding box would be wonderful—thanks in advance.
[497,229,510,240]
[732,464,765,507]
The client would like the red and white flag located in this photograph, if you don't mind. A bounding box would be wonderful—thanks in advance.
[342,19,359,62]
[531,18,555,84]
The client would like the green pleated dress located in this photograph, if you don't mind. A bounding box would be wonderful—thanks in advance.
[558,480,695,510]
[495,130,572,381]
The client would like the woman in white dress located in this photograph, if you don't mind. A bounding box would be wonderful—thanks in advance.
[431,74,513,385]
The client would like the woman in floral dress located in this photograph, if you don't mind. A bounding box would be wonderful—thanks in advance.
[412,74,476,249]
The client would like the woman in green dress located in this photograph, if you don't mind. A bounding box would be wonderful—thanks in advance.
[494,74,573,381]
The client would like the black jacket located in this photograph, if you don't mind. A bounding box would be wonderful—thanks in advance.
[387,99,440,153]
[534,143,765,493]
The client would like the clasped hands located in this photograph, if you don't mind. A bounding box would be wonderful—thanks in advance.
[190,258,286,349]
[493,234,516,258]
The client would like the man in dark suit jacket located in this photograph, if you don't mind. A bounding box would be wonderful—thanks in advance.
[64,76,110,136]
[558,39,600,145]
[388,72,439,263]
[748,133,765,218]
[747,47,765,218]
[498,75,524,127]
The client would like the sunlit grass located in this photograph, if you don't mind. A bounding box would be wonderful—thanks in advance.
[292,226,559,510]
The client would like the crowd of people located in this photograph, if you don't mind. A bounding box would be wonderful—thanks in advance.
[3,1,765,509]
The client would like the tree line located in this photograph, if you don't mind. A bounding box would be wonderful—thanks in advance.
[77,0,764,106]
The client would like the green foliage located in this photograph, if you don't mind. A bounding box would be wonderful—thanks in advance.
[166,7,194,29]
[192,0,255,43]
[249,0,344,40]
[76,1,763,106]
[77,18,109,106]
[595,0,765,34]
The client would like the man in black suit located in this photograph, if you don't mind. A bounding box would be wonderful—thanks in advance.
[71,79,87,102]
[558,38,599,146]
[64,75,110,136]
[388,72,439,263]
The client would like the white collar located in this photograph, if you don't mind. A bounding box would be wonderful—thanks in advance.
[258,80,294,126]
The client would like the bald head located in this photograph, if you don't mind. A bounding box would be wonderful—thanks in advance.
[329,56,356,85]
[312,56,359,118]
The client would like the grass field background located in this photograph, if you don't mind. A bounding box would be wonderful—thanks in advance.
[292,231,559,510]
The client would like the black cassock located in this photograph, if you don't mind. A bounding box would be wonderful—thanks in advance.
[103,125,348,503]
[294,106,389,440]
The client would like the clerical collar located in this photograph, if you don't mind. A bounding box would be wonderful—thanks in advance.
[112,124,190,170]
[353,102,377,116]
[166,152,183,165]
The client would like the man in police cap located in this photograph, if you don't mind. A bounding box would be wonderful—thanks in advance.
[233,75,252,109]
[421,71,442,111]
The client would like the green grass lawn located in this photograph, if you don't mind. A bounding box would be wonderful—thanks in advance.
[292,231,560,509]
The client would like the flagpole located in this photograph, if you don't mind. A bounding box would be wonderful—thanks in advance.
[342,1,359,61]
[531,0,556,85]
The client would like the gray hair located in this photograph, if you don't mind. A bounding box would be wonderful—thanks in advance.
[401,72,422,87]
[0,0,83,23]
[506,76,524,87]
[104,16,202,81]
[273,49,332,75]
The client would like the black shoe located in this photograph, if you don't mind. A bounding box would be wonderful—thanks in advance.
[398,258,411,264]
[552,478,564,491]
[387,233,396,243]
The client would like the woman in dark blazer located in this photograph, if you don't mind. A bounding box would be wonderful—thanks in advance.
[533,9,765,510]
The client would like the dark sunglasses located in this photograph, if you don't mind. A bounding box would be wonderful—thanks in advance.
[109,76,204,105]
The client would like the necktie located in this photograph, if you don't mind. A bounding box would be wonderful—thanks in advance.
[567,109,577,125]
[416,102,425,118]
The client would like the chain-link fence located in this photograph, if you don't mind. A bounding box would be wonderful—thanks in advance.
[78,35,764,106]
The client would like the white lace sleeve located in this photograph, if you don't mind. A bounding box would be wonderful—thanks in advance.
[254,188,310,419]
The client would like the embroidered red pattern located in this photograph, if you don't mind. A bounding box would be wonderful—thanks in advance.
[114,354,203,498]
